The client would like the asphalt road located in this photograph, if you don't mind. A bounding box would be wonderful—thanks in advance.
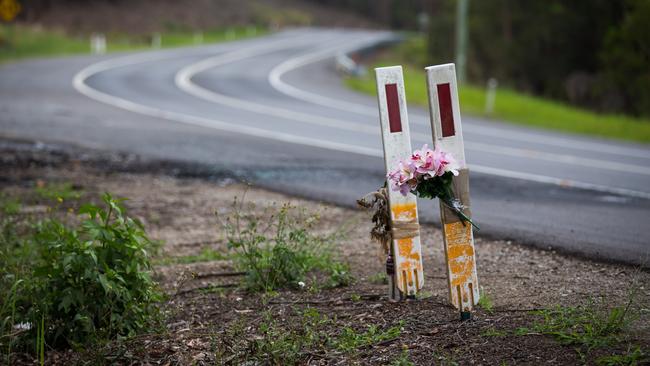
[1,28,649,266]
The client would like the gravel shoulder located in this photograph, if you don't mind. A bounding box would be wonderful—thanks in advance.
[2,139,648,365]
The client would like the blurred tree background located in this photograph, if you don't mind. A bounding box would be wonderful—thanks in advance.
[312,0,650,118]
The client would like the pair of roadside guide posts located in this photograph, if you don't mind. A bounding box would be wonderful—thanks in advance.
[374,64,479,319]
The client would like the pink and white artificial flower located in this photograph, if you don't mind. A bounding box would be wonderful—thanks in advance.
[410,144,436,177]
[387,161,416,195]
[431,145,460,177]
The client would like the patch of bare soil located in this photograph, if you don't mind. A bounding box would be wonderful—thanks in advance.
[2,139,648,365]
[19,0,377,35]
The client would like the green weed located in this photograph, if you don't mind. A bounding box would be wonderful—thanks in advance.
[596,346,648,366]
[0,193,162,358]
[481,327,507,337]
[238,308,404,364]
[0,194,21,215]
[326,261,354,288]
[518,286,644,364]
[391,347,415,366]
[529,302,631,351]
[249,308,332,365]
[433,349,459,366]
[334,321,403,352]
[34,182,82,202]
[477,290,494,313]
[218,196,352,292]
[369,271,388,285]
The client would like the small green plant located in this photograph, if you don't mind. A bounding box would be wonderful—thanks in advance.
[391,346,415,366]
[235,308,404,364]
[1,193,162,355]
[34,181,82,202]
[369,271,388,285]
[477,290,494,313]
[218,196,352,292]
[251,308,330,365]
[334,321,403,353]
[518,289,642,363]
[481,327,507,337]
[433,349,460,366]
[326,261,354,288]
[0,194,21,215]
[529,302,631,351]
[596,346,648,366]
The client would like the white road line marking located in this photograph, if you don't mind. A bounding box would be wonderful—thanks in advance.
[268,39,650,161]
[72,33,650,200]
[179,38,650,176]
[176,40,381,135]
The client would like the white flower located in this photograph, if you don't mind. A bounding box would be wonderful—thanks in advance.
[14,322,32,330]
[298,281,306,288]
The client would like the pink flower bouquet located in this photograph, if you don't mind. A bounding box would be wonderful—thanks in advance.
[387,144,479,230]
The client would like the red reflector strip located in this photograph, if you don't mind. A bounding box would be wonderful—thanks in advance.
[385,83,402,133]
[437,83,455,137]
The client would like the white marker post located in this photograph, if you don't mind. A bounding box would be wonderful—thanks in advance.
[485,77,498,116]
[425,63,480,319]
[375,66,425,300]
[90,33,106,55]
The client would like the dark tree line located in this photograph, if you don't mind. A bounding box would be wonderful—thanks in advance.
[313,0,650,118]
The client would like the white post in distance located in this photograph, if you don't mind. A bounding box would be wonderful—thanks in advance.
[375,66,425,300]
[90,33,106,55]
[425,63,480,319]
[485,77,498,116]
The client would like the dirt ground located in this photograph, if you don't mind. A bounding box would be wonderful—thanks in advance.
[2,139,649,365]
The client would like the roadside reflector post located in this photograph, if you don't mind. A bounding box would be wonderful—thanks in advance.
[90,33,106,55]
[375,66,425,301]
[425,63,480,320]
[485,77,498,116]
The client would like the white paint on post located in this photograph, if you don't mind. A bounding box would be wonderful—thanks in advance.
[425,63,480,313]
[90,33,106,55]
[375,66,424,299]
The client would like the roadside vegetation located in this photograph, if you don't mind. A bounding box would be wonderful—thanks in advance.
[1,142,648,364]
[0,181,356,364]
[0,190,163,364]
[482,278,649,365]
[218,195,354,292]
[523,301,648,365]
[216,307,405,364]
[346,36,650,143]
[0,24,263,64]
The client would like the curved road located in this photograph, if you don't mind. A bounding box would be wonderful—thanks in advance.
[1,28,649,265]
